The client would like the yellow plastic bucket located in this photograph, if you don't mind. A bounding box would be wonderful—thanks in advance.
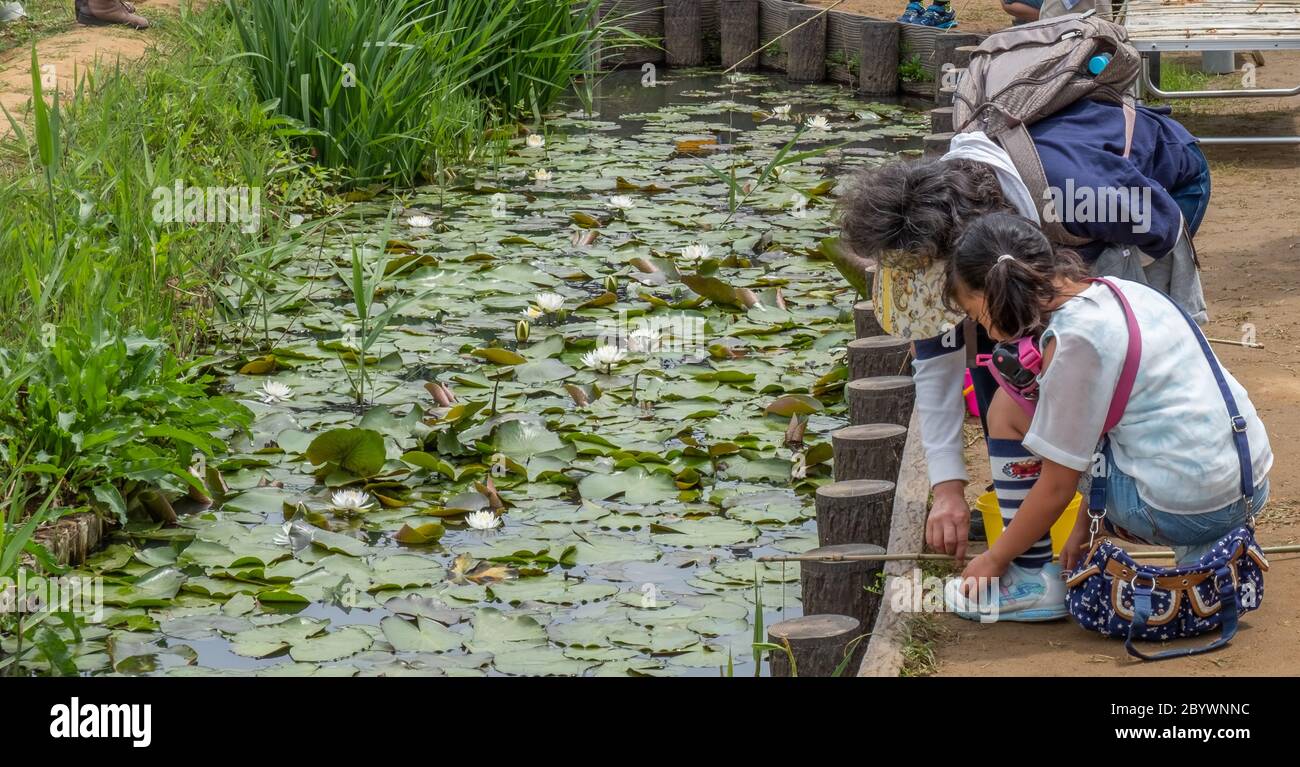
[976,491,1082,557]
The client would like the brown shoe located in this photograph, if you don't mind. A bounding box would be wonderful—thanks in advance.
[80,0,149,29]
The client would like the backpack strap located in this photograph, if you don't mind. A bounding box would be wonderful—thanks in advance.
[1121,98,1137,159]
[1125,564,1240,661]
[997,123,1093,248]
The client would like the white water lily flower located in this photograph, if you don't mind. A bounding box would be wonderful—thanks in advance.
[330,489,373,512]
[805,114,831,131]
[259,381,293,404]
[627,326,664,354]
[607,194,636,211]
[582,344,627,371]
[466,510,502,530]
[772,103,792,120]
[533,168,553,183]
[535,292,565,313]
[679,243,711,264]
[406,213,434,229]
[525,134,545,149]
[522,305,544,320]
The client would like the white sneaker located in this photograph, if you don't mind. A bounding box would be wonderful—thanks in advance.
[943,562,1067,623]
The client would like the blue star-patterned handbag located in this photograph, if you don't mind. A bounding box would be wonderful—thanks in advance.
[1063,279,1267,661]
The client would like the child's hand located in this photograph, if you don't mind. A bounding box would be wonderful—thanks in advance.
[1060,520,1092,572]
[960,551,1009,599]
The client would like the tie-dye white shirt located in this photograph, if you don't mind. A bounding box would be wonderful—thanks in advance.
[1022,279,1272,514]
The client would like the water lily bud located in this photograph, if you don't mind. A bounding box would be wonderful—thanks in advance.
[516,319,530,343]
[603,274,618,293]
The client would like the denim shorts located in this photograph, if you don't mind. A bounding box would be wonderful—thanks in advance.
[1169,142,1212,238]
[1103,462,1268,565]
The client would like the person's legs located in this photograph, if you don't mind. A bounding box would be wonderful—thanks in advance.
[81,0,149,29]
[1152,478,1268,565]
[1168,143,1212,238]
[986,390,1054,569]
[1104,462,1267,565]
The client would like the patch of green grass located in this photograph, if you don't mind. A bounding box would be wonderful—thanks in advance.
[899,54,932,84]
[0,3,304,523]
[227,0,607,188]
[0,2,318,357]
[1159,60,1215,93]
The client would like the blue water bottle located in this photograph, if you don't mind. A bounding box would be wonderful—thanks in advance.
[1088,52,1112,77]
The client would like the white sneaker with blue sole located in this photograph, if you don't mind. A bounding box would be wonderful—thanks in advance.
[943,562,1068,623]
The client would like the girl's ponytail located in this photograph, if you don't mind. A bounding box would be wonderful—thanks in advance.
[944,213,1087,339]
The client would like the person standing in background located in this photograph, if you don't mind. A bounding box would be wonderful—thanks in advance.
[76,0,149,29]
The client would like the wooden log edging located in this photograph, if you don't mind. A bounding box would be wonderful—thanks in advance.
[847,376,916,428]
[720,0,760,70]
[767,613,862,677]
[665,0,705,67]
[857,19,899,96]
[847,335,912,380]
[857,406,930,677]
[31,511,106,569]
[831,423,907,482]
[814,478,895,548]
[785,5,828,83]
[800,543,885,640]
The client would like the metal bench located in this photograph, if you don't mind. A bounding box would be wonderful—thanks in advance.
[1118,0,1300,145]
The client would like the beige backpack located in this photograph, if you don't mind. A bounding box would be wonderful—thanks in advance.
[951,11,1142,247]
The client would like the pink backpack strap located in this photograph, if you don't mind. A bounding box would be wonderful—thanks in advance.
[1087,277,1142,433]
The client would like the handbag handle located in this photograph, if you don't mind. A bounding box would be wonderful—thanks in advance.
[1123,565,1240,660]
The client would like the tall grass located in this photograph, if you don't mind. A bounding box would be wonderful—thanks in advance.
[227,0,605,187]
[0,3,313,357]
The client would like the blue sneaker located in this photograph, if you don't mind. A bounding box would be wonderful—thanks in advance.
[918,3,958,29]
[898,1,925,24]
[943,562,1068,623]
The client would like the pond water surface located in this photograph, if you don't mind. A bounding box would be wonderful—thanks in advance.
[59,71,930,677]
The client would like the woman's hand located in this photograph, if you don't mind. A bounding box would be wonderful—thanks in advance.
[926,480,970,563]
[960,551,1010,600]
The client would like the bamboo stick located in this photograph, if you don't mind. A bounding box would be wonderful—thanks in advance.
[759,544,1300,564]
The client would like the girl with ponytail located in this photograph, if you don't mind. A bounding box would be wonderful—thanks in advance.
[940,214,1272,623]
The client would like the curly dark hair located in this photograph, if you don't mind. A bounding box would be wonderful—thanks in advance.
[837,158,1014,263]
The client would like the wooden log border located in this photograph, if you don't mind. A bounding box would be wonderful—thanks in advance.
[594,0,987,103]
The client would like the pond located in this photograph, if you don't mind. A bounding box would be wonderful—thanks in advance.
[63,71,930,677]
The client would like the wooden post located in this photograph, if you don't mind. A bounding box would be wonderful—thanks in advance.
[665,0,705,67]
[856,19,899,96]
[721,0,760,71]
[853,300,883,340]
[785,5,827,83]
[932,33,980,92]
[814,478,895,547]
[831,423,908,482]
[930,106,953,134]
[848,335,912,380]
[923,132,954,159]
[800,543,886,640]
[847,376,916,428]
[767,614,862,677]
